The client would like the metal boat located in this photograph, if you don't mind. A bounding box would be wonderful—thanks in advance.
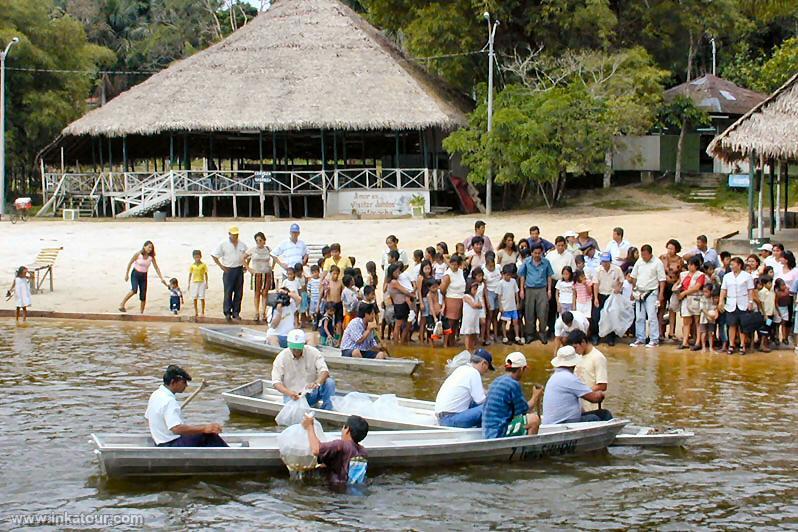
[90,419,627,478]
[200,326,422,376]
[223,379,694,447]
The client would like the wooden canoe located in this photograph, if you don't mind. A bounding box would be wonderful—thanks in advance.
[223,379,694,447]
[200,326,422,376]
[90,419,627,478]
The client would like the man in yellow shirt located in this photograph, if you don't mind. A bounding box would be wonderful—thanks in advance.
[567,329,608,413]
[322,243,352,272]
[187,250,209,317]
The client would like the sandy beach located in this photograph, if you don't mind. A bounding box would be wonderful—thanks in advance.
[0,193,741,318]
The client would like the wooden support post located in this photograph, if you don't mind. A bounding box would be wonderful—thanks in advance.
[212,197,217,217]
[98,136,104,170]
[232,195,237,218]
[321,128,326,172]
[395,131,400,170]
[122,136,128,172]
[199,195,204,218]
[183,133,189,171]
[107,137,113,170]
[170,171,176,218]
[288,195,293,218]
[342,131,347,165]
[333,130,338,170]
[747,151,755,241]
[259,182,265,218]
[785,163,790,227]
[304,195,308,217]
[248,196,252,217]
[169,134,175,169]
[757,155,764,239]
[259,131,264,172]
[272,131,277,171]
[273,196,280,218]
[91,137,97,172]
[283,136,288,170]
[770,159,776,235]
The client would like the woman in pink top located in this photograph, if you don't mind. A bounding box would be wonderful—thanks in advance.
[119,240,168,313]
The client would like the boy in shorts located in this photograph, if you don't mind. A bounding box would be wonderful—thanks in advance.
[325,266,344,338]
[187,250,208,318]
[496,264,523,345]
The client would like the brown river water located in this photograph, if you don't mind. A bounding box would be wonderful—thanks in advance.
[1,319,797,530]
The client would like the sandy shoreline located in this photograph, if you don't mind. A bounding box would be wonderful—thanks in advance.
[1,203,739,318]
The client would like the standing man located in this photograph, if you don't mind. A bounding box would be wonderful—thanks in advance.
[683,235,720,268]
[518,245,554,344]
[718,257,755,355]
[526,226,554,253]
[272,329,336,410]
[434,349,494,428]
[605,227,631,268]
[463,220,494,253]
[482,352,543,438]
[273,223,309,276]
[381,235,409,270]
[629,244,667,348]
[546,236,576,332]
[145,365,228,447]
[212,225,247,321]
[594,252,623,345]
[567,330,609,414]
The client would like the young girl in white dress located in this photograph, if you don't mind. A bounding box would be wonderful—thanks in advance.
[7,266,32,322]
[460,280,482,352]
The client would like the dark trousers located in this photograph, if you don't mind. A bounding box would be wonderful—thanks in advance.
[222,266,244,318]
[579,408,613,422]
[158,434,228,447]
[595,293,615,341]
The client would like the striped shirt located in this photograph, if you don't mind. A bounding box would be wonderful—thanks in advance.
[482,375,529,439]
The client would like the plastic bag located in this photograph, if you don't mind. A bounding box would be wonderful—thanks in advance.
[432,320,443,337]
[332,392,375,417]
[372,394,436,426]
[599,293,634,338]
[275,396,311,426]
[445,350,471,374]
[277,417,327,472]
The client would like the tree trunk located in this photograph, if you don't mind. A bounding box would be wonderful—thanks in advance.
[603,147,613,189]
[675,118,687,184]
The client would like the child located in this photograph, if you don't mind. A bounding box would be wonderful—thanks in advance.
[757,276,775,352]
[187,250,208,318]
[365,261,378,290]
[484,251,501,344]
[381,292,395,341]
[7,266,32,322]
[776,277,791,346]
[282,266,302,327]
[461,280,482,352]
[302,413,369,485]
[425,279,445,344]
[470,267,489,345]
[416,260,434,342]
[324,265,344,337]
[573,269,594,319]
[556,266,575,315]
[574,254,586,274]
[318,302,338,347]
[433,253,447,281]
[168,278,184,315]
[496,264,523,345]
[698,283,717,352]
[424,246,436,263]
[294,262,309,325]
[410,249,424,282]
[308,265,322,328]
[342,274,360,329]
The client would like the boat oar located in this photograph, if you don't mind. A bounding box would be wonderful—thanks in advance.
[181,379,207,410]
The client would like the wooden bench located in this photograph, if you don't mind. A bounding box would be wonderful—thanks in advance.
[28,247,63,293]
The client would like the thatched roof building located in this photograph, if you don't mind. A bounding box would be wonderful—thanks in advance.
[664,74,766,116]
[60,0,467,138]
[708,73,798,163]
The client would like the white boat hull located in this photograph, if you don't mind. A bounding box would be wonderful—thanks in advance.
[91,420,627,478]
[200,326,422,376]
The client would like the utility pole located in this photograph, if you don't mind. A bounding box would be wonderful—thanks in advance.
[484,13,498,216]
[0,37,19,217]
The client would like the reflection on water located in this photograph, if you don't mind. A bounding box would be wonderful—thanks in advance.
[0,320,796,529]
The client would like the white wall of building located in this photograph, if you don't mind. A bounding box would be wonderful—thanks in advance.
[326,190,430,216]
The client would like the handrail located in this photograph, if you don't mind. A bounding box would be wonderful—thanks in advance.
[36,173,68,217]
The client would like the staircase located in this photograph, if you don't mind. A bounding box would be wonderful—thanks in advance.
[466,182,486,214]
[683,173,723,203]
[56,196,96,218]
[114,172,174,218]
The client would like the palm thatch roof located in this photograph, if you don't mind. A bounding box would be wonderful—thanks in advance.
[708,73,798,163]
[61,0,469,138]
[664,74,766,115]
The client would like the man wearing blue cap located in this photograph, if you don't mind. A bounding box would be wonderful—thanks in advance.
[434,349,494,428]
[594,252,623,345]
[274,223,309,277]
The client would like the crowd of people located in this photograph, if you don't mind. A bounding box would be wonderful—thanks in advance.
[109,219,798,356]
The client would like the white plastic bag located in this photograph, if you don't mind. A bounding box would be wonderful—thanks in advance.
[277,417,327,472]
[445,350,471,374]
[275,396,311,426]
[598,293,634,338]
[332,392,375,417]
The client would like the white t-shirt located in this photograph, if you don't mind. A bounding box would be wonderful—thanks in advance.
[399,271,415,292]
[556,279,574,305]
[484,266,501,293]
[765,255,784,278]
[144,385,183,445]
[267,305,295,337]
[721,270,755,312]
[546,249,576,281]
[433,262,447,280]
[281,278,301,295]
[496,278,519,311]
[554,310,590,337]
[212,238,247,268]
[434,365,486,414]
[631,257,666,292]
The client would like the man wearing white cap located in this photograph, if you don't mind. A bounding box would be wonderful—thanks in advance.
[274,223,309,276]
[541,346,612,424]
[272,329,336,410]
[481,352,543,439]
[563,230,580,254]
[212,225,248,321]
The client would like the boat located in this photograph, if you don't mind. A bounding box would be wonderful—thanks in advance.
[223,379,694,447]
[200,326,422,376]
[90,419,627,478]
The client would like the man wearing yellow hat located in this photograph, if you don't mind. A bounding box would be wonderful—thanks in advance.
[212,226,248,321]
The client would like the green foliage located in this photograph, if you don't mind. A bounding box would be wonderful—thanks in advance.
[725,37,798,94]
[657,95,711,131]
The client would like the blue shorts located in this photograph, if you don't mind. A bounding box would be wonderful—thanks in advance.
[487,291,499,311]
[501,310,520,321]
[271,335,288,348]
[342,349,379,359]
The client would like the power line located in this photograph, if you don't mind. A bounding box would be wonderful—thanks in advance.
[5,66,159,75]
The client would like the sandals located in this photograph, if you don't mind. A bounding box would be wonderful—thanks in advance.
[118,306,126,313]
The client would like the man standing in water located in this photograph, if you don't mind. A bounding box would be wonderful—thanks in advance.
[212,226,247,321]
[145,365,227,447]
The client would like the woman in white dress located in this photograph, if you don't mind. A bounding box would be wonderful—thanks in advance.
[7,266,32,322]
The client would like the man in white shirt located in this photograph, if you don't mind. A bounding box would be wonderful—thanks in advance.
[272,329,336,410]
[719,257,755,354]
[546,236,577,335]
[145,365,227,447]
[567,330,609,413]
[434,349,494,428]
[211,225,248,321]
[273,223,309,276]
[381,235,409,270]
[553,310,589,349]
[629,244,666,348]
[605,227,631,268]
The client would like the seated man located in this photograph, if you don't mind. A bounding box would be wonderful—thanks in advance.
[265,287,301,348]
[272,329,336,410]
[303,414,369,485]
[541,346,613,424]
[553,310,589,349]
[434,349,495,428]
[340,303,387,359]
[567,329,609,415]
[145,365,228,447]
[482,352,543,438]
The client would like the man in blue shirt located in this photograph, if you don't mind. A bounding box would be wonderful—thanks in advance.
[518,245,554,344]
[541,346,612,424]
[273,223,309,276]
[482,352,543,438]
[526,225,554,253]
